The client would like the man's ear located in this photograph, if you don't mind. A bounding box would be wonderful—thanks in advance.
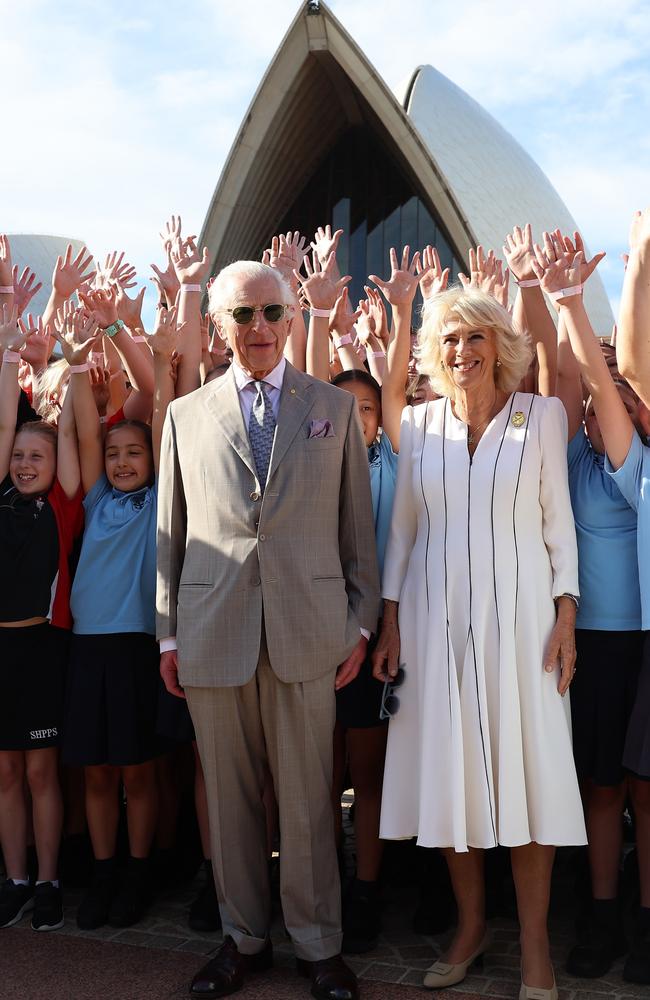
[285,315,294,337]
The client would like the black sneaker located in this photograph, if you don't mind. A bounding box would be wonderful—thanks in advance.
[31,882,64,931]
[342,882,380,954]
[0,880,34,928]
[566,903,626,977]
[108,862,151,928]
[188,866,221,932]
[624,909,650,984]
[76,870,118,929]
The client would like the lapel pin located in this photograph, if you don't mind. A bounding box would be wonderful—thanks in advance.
[511,411,526,428]
[290,387,296,395]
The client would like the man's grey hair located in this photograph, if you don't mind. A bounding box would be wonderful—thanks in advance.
[208,261,294,315]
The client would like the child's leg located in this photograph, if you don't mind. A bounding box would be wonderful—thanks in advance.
[0,751,27,878]
[85,764,121,859]
[347,725,388,882]
[630,777,650,907]
[25,748,62,882]
[122,760,158,858]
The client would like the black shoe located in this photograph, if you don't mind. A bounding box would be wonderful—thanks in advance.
[342,881,380,954]
[190,935,273,997]
[297,953,359,1000]
[0,879,34,928]
[31,882,64,931]
[76,868,118,929]
[189,865,221,933]
[108,860,151,928]
[624,908,650,984]
[566,901,626,977]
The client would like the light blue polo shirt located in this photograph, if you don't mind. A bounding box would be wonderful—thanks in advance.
[568,430,641,631]
[369,431,398,583]
[70,474,157,635]
[607,432,650,630]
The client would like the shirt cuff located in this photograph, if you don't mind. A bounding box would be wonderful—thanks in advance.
[159,637,178,652]
[360,628,371,641]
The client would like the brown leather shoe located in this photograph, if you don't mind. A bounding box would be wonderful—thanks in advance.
[190,935,273,997]
[296,953,359,1000]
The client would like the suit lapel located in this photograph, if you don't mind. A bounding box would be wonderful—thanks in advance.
[203,367,257,479]
[267,363,315,485]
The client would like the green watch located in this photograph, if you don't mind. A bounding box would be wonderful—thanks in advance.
[103,318,125,338]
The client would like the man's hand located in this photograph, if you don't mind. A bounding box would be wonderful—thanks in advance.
[335,635,368,691]
[160,649,185,699]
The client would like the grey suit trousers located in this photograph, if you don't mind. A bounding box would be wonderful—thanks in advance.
[185,635,341,961]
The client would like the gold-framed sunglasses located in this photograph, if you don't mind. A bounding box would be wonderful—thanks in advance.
[224,304,287,325]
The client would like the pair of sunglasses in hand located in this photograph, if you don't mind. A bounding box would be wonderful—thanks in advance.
[379,665,406,720]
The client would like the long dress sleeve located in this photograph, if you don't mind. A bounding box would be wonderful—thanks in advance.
[382,406,418,602]
[538,396,580,599]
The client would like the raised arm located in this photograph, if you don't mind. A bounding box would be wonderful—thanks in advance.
[0,305,24,479]
[148,306,181,475]
[265,232,309,371]
[370,246,432,452]
[42,244,94,346]
[296,250,352,382]
[0,235,15,315]
[52,307,104,494]
[532,236,633,471]
[555,311,584,441]
[617,207,650,406]
[170,233,209,397]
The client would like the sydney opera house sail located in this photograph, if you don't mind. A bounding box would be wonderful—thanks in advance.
[201,1,612,333]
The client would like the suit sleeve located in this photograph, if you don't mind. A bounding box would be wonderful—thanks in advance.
[339,394,381,633]
[382,406,417,602]
[156,406,187,641]
[538,397,580,599]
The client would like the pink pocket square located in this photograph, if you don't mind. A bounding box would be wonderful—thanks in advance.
[308,419,335,439]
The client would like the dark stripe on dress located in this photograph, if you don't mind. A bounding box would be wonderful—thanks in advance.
[490,395,517,661]
[512,395,534,633]
[441,400,452,718]
[420,402,431,614]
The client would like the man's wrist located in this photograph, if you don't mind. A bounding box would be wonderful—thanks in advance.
[159,636,178,652]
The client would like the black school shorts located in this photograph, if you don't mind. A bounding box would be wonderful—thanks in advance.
[0,623,69,751]
[63,633,164,767]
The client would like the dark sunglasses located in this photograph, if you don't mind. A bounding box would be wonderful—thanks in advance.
[225,304,286,325]
[379,665,406,720]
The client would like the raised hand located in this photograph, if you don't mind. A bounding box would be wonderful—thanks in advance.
[12,266,43,316]
[366,286,389,347]
[503,224,537,283]
[416,245,450,302]
[52,244,95,299]
[492,259,510,310]
[458,245,501,296]
[79,286,118,329]
[555,230,605,285]
[0,303,24,352]
[170,236,209,285]
[295,250,350,311]
[329,287,360,338]
[96,250,137,290]
[89,366,111,415]
[150,247,181,306]
[0,235,13,290]
[148,305,180,357]
[311,225,344,267]
[116,284,146,330]
[159,214,182,253]
[19,314,49,369]
[266,232,309,290]
[370,246,427,307]
[51,307,100,366]
[531,231,583,303]
[629,207,650,250]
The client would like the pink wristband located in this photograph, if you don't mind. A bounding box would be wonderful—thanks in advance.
[180,284,201,293]
[2,350,20,363]
[90,352,105,365]
[69,362,91,374]
[0,285,13,294]
[548,285,582,302]
[369,350,386,359]
[516,277,540,288]
[334,334,353,349]
[131,335,147,343]
[310,307,331,318]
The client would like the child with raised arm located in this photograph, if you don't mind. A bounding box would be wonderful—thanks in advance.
[57,304,178,931]
[0,307,84,932]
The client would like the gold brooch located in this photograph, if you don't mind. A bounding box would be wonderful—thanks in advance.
[511,411,526,428]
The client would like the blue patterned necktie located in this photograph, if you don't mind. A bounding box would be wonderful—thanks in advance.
[248,380,276,490]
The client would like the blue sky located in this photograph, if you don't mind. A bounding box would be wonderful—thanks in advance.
[2,0,649,322]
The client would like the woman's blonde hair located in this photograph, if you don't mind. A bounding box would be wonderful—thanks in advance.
[31,358,70,424]
[415,287,533,397]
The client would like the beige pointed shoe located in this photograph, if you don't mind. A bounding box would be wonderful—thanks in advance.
[519,975,558,1000]
[423,929,492,989]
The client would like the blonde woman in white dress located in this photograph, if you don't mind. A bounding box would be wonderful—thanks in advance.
[373,288,586,1000]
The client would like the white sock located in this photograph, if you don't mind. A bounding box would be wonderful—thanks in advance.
[36,879,59,888]
[9,877,30,886]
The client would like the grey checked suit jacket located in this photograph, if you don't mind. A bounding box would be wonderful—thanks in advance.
[156,362,380,687]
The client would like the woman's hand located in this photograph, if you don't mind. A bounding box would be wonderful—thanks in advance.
[531,232,583,303]
[311,225,344,267]
[18,314,49,369]
[0,303,24,352]
[372,603,401,682]
[13,265,43,317]
[265,232,309,291]
[79,285,119,329]
[544,596,577,696]
[52,244,95,300]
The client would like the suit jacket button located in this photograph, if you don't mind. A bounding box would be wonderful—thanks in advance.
[250,491,260,501]
[251,576,261,587]
[259,533,266,541]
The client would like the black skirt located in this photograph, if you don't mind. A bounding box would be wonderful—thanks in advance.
[63,633,165,767]
[623,630,650,780]
[336,632,388,729]
[571,628,644,785]
[0,623,69,750]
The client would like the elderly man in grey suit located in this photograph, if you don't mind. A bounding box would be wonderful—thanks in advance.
[157,260,379,1000]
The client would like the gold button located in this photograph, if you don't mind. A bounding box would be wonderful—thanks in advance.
[250,491,260,501]
[290,387,296,395]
